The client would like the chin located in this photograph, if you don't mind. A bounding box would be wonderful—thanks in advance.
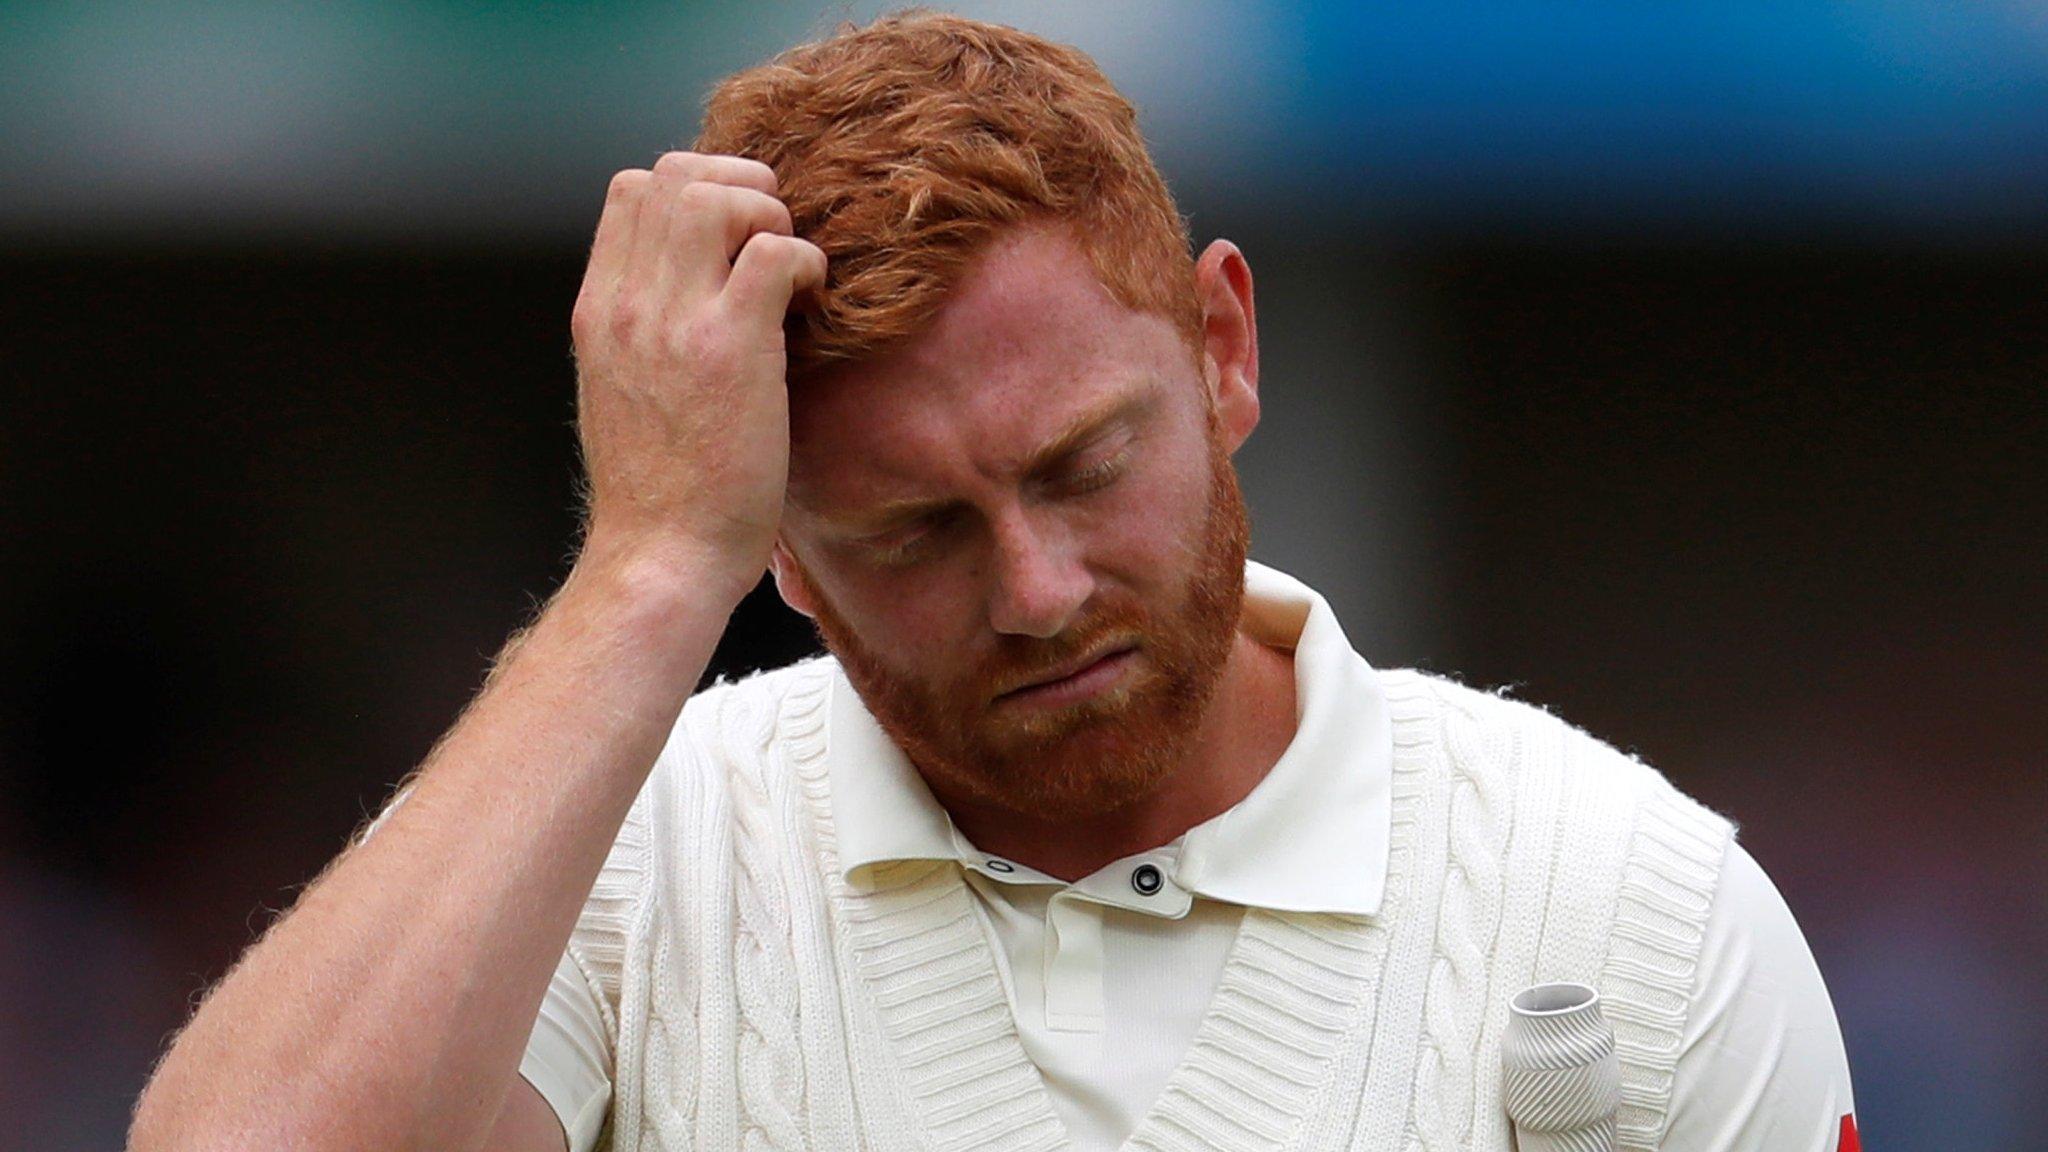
[972,728,1182,819]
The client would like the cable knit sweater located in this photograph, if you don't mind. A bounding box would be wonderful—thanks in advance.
[562,658,1729,1152]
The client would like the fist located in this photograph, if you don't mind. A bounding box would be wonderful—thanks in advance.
[569,151,827,594]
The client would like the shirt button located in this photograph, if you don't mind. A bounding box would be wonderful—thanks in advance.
[985,859,1015,874]
[1131,863,1164,896]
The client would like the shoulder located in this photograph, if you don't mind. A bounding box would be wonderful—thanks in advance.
[1380,671,1744,1144]
[563,656,842,1020]
[681,652,839,725]
[1378,666,1728,820]
[1377,667,1735,944]
[601,654,839,853]
[656,654,839,774]
[1379,666,1617,751]
[677,653,837,733]
[1378,665,1604,741]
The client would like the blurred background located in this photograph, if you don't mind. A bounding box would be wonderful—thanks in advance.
[3,2,2044,1147]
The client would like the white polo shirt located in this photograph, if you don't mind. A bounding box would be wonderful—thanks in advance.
[518,561,1856,1151]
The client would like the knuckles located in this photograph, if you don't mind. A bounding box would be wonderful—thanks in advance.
[570,286,655,349]
[574,293,740,381]
[569,299,597,345]
[652,151,698,176]
[672,179,724,212]
[745,231,814,265]
[577,152,807,358]
[650,150,779,195]
[568,288,611,346]
[736,230,786,259]
[606,290,649,341]
[732,156,779,192]
[745,233,827,283]
[606,169,650,204]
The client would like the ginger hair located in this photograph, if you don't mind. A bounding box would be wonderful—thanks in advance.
[694,9,1201,385]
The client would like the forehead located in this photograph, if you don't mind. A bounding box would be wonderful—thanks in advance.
[787,223,1194,509]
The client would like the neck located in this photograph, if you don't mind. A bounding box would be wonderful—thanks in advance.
[937,628,1298,882]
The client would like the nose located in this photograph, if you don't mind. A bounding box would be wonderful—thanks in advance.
[984,508,1092,639]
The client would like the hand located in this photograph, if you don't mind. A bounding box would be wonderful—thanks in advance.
[569,151,827,597]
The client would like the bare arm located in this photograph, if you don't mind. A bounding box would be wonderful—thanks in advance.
[128,152,826,1152]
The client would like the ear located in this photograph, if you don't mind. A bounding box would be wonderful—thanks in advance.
[1193,238,1260,454]
[769,538,818,620]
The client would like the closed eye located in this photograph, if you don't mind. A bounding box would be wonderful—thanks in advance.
[864,510,956,566]
[858,446,1132,566]
[1056,447,1130,496]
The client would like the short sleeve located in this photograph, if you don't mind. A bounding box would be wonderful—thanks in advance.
[517,946,615,1152]
[1664,839,1856,1150]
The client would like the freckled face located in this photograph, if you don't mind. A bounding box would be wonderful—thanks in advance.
[776,223,1249,818]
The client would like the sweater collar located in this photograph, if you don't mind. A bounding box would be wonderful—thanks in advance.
[825,559,1393,918]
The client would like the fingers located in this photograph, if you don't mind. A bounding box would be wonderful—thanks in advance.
[577,169,653,322]
[649,182,795,302]
[639,153,785,299]
[723,232,828,327]
[575,151,821,361]
[651,150,779,197]
[577,152,783,317]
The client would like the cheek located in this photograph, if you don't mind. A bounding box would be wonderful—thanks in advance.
[814,555,980,666]
[1093,451,1216,578]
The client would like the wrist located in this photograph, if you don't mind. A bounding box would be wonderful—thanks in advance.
[572,521,765,619]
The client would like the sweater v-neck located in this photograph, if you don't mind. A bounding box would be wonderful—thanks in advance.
[798,664,1396,1152]
[828,859,1388,1152]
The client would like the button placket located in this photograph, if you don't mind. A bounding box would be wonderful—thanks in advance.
[1042,891,1107,1032]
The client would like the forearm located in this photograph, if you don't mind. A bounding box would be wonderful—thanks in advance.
[131,533,747,1152]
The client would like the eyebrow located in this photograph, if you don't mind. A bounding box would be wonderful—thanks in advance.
[830,387,1158,534]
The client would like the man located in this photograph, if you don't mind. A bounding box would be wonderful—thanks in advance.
[131,12,1855,1152]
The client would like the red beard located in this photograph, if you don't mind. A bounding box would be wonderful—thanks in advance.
[799,430,1250,819]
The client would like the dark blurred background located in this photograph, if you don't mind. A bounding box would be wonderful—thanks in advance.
[3,3,2044,1148]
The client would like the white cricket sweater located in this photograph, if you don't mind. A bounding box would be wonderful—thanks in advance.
[556,656,1732,1152]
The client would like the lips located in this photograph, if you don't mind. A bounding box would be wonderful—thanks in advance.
[997,643,1137,699]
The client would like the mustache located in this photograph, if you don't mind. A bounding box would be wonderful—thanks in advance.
[971,611,1147,700]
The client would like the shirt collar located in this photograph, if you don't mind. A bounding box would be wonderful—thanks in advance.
[825,559,1393,918]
